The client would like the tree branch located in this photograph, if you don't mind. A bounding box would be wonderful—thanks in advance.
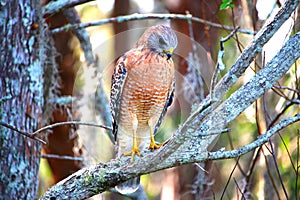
[50,13,256,35]
[40,28,300,200]
[43,0,94,16]
[0,121,46,144]
[41,154,84,161]
[207,114,300,160]
[210,0,299,102]
[32,121,112,137]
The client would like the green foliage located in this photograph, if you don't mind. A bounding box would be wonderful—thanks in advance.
[220,0,234,10]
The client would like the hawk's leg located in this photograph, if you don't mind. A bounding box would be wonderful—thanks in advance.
[148,117,164,151]
[123,112,141,162]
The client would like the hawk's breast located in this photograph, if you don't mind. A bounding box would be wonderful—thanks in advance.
[119,50,175,132]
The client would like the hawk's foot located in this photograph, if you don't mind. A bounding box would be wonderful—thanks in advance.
[148,136,164,151]
[123,146,141,162]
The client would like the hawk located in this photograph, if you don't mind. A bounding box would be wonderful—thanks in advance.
[110,25,177,194]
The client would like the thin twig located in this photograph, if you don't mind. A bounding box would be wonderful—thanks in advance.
[220,26,240,43]
[210,26,240,100]
[278,132,296,172]
[226,132,247,177]
[41,154,84,161]
[268,139,289,199]
[230,9,243,54]
[242,147,261,195]
[207,114,300,160]
[262,145,281,199]
[0,121,46,144]
[32,121,112,136]
[273,85,300,93]
[263,93,272,130]
[221,157,240,199]
[194,163,208,173]
[233,178,247,200]
[50,13,256,35]
[268,101,294,129]
[270,82,290,101]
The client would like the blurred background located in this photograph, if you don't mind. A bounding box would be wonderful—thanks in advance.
[40,0,300,199]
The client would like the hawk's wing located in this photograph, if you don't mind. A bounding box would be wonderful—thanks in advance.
[153,79,175,135]
[110,56,127,142]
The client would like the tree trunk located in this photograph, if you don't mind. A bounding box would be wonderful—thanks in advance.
[0,0,44,199]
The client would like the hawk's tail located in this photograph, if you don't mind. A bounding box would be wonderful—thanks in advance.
[115,176,140,194]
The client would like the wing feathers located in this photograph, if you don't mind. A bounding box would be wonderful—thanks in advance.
[110,58,127,141]
[153,79,175,134]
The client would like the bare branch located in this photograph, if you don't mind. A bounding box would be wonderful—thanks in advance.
[207,114,300,160]
[268,140,289,198]
[273,85,300,93]
[50,13,256,35]
[233,178,247,199]
[41,154,84,161]
[221,157,240,199]
[210,26,240,100]
[49,96,75,106]
[0,121,46,144]
[32,121,112,137]
[43,0,94,16]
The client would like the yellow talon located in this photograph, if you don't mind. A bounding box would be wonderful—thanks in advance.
[123,146,141,163]
[149,135,164,151]
[124,111,140,162]
[148,117,164,151]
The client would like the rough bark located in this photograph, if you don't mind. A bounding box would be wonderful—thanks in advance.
[0,0,45,199]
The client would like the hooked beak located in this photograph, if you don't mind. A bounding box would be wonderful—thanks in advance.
[164,48,174,60]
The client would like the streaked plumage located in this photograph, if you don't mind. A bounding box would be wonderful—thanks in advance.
[110,25,177,194]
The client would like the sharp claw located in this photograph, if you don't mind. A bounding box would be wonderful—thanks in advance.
[148,118,164,151]
[124,112,140,162]
[124,146,141,162]
[148,137,164,151]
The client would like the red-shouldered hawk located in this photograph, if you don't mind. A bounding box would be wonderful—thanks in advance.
[110,25,177,194]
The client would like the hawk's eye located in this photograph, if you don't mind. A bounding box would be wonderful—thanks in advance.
[158,36,167,46]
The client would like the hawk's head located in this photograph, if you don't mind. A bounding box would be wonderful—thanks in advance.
[135,25,178,59]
